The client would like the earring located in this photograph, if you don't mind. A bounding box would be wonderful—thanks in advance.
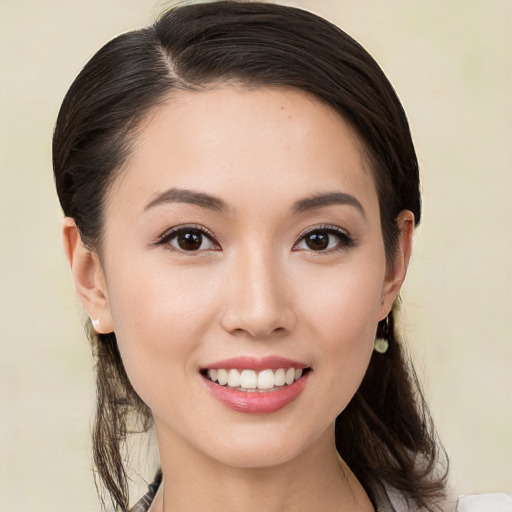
[374,315,391,354]
[374,337,389,354]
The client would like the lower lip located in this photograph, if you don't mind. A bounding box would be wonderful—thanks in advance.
[202,373,309,414]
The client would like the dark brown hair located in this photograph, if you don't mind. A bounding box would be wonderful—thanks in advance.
[53,2,447,510]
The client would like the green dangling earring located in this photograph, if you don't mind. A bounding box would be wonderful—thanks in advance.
[374,315,391,354]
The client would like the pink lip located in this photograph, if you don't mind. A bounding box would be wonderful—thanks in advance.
[203,356,308,371]
[202,371,310,414]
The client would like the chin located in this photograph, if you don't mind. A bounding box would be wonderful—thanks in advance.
[198,419,334,470]
[209,443,304,469]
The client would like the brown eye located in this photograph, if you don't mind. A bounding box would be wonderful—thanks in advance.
[294,226,354,253]
[176,231,203,251]
[161,226,219,252]
[304,231,329,251]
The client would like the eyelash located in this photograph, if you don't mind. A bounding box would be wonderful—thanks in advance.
[154,224,355,255]
[293,224,356,254]
[155,224,220,254]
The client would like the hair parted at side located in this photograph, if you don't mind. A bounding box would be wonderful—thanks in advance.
[53,2,447,511]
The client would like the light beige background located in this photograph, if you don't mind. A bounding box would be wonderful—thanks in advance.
[1,0,510,510]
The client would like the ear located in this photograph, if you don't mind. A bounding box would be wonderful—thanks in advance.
[62,217,114,334]
[378,210,415,320]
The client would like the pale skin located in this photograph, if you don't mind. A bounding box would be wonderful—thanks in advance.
[63,86,414,512]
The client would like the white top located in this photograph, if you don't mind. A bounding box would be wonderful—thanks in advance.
[379,488,512,512]
[455,493,512,512]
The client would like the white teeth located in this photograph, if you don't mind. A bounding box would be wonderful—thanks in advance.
[285,368,295,385]
[217,369,228,386]
[274,368,286,387]
[206,367,305,390]
[257,369,275,390]
[227,369,241,388]
[240,369,257,389]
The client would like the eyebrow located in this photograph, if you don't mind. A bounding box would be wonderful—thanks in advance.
[291,191,366,218]
[144,187,365,218]
[144,188,228,213]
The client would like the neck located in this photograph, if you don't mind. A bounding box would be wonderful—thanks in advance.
[151,424,373,512]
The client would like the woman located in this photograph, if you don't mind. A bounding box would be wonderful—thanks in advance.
[53,1,448,511]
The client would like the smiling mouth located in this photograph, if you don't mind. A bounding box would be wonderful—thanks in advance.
[200,367,311,392]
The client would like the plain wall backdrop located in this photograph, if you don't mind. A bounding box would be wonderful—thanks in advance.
[1,0,510,510]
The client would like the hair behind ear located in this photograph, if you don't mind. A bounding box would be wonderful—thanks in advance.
[90,327,152,511]
[335,306,448,510]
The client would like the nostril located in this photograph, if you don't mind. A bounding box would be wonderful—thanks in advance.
[219,299,296,338]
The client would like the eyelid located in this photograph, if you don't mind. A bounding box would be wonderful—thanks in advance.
[293,224,355,252]
[296,224,350,239]
[153,223,220,250]
[151,223,353,253]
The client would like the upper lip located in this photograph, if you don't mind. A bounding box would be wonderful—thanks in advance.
[203,356,309,371]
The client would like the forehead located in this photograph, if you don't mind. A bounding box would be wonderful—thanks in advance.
[107,86,378,217]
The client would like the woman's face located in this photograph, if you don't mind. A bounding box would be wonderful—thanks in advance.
[80,86,410,468]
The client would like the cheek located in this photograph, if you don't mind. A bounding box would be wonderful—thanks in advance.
[299,261,384,345]
[104,262,220,401]
[297,261,384,400]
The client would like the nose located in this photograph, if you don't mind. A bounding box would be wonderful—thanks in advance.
[220,249,296,338]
